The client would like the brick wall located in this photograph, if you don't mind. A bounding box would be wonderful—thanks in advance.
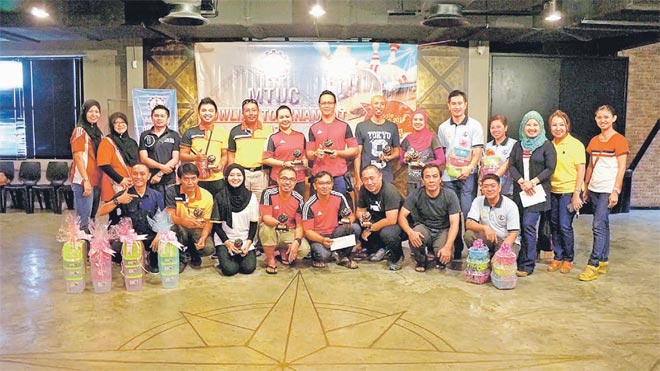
[619,43,660,208]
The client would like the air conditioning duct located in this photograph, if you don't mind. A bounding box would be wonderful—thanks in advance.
[422,3,469,27]
[159,0,209,26]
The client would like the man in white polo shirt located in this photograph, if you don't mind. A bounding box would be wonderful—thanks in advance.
[464,174,520,256]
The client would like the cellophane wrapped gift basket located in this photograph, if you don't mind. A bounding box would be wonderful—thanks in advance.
[57,214,91,294]
[148,210,185,288]
[464,239,491,284]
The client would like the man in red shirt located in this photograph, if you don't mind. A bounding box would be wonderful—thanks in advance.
[259,167,310,274]
[302,171,360,269]
[306,90,358,195]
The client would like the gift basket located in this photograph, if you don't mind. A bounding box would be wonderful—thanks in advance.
[88,220,116,293]
[447,139,472,178]
[113,218,147,291]
[464,239,491,284]
[490,242,518,290]
[57,214,91,294]
[148,210,185,288]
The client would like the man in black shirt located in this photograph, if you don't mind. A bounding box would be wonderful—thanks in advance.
[355,165,404,270]
[398,163,461,272]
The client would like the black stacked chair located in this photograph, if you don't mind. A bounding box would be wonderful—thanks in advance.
[0,161,15,213]
[32,161,70,214]
[2,161,41,213]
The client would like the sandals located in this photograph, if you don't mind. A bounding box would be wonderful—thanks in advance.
[312,261,326,269]
[338,257,358,269]
[266,265,278,275]
[415,263,426,273]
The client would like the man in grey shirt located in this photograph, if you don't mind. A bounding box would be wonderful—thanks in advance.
[354,95,400,187]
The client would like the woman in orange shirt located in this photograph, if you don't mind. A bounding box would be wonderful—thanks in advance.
[97,112,139,222]
[70,100,104,232]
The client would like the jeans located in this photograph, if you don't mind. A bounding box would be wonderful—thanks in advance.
[444,173,477,259]
[72,183,100,232]
[216,247,256,276]
[410,224,449,268]
[588,191,611,267]
[518,209,541,274]
[310,223,360,262]
[550,193,576,262]
[359,223,403,263]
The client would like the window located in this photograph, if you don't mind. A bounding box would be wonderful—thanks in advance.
[0,57,82,159]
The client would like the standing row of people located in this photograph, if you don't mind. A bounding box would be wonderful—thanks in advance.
[70,92,628,281]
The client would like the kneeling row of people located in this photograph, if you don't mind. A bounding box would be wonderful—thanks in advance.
[98,161,517,276]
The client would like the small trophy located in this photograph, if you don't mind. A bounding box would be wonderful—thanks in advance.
[291,149,304,165]
[234,238,243,248]
[323,139,334,154]
[192,207,203,218]
[380,145,392,163]
[360,211,372,229]
[405,148,423,167]
[276,214,289,231]
[340,208,352,226]
[206,154,218,169]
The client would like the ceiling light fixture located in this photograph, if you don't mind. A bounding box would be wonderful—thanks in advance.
[309,4,326,18]
[544,0,562,22]
[30,6,49,18]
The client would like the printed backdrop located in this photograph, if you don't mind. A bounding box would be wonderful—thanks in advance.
[194,42,417,137]
[131,88,178,138]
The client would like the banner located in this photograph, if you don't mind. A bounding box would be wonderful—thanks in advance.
[131,88,178,138]
[194,42,417,137]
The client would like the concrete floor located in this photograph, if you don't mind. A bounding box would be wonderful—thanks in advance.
[0,208,658,371]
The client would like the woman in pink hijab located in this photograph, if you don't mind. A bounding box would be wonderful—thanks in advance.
[400,109,446,195]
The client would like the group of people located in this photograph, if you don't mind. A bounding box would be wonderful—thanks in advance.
[69,89,628,281]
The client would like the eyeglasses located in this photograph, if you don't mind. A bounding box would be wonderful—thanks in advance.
[242,98,258,108]
[278,176,296,183]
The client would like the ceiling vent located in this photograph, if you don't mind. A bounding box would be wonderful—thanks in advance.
[159,0,209,26]
[422,3,469,27]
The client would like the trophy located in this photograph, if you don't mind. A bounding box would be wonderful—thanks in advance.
[405,148,423,167]
[340,208,352,226]
[206,154,218,169]
[380,145,392,163]
[234,238,243,248]
[192,207,203,218]
[291,149,304,165]
[360,211,372,229]
[323,139,335,154]
[276,214,289,231]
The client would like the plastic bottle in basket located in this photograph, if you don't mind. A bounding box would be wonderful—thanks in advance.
[122,240,144,291]
[62,240,86,294]
[158,239,180,289]
[491,242,518,290]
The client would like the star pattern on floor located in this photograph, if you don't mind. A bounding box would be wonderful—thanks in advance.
[0,272,595,370]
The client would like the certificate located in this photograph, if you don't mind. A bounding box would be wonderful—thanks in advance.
[520,184,547,208]
[331,234,356,251]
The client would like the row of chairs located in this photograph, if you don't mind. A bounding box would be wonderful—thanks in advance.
[0,161,74,214]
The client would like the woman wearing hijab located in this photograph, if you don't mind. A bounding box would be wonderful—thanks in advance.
[97,112,139,222]
[400,109,445,195]
[509,111,557,277]
[70,99,104,232]
[212,164,259,276]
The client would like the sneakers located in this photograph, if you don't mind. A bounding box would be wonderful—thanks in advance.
[369,248,387,262]
[598,262,608,274]
[547,260,562,272]
[389,257,403,271]
[149,265,160,274]
[560,261,573,274]
[579,265,599,281]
